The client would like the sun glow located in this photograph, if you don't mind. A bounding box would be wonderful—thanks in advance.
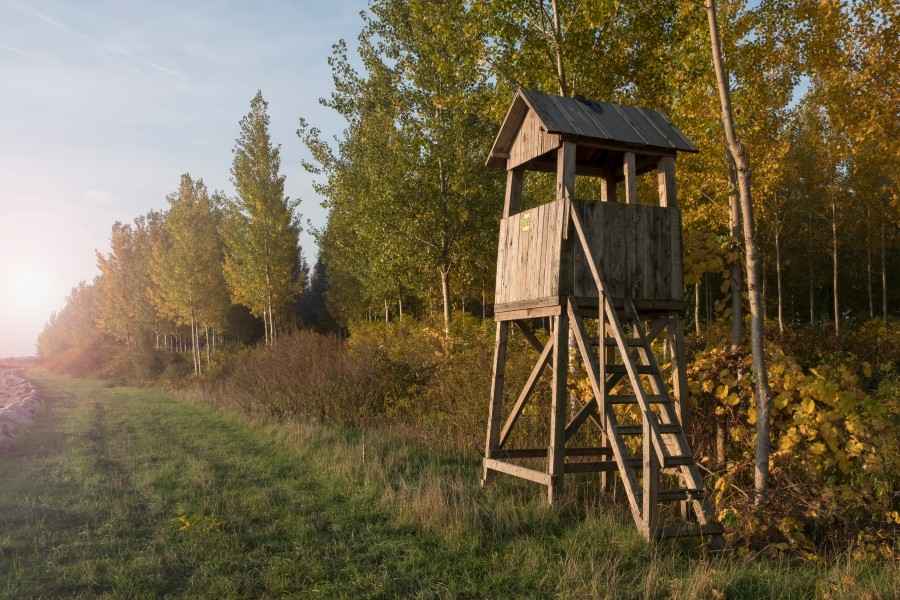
[2,262,60,317]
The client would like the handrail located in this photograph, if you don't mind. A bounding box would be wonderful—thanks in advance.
[569,208,607,296]
[569,207,670,468]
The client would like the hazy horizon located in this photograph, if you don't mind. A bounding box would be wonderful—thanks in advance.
[0,0,367,357]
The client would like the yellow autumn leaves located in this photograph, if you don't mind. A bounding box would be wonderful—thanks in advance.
[688,335,899,556]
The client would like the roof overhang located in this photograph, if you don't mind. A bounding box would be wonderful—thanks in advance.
[486,88,699,170]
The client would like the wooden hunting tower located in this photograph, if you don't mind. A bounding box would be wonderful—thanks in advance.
[481,89,722,545]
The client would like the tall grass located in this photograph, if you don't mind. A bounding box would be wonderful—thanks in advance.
[185,390,900,599]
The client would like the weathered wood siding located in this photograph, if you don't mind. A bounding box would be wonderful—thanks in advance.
[573,202,683,302]
[507,109,560,169]
[496,200,683,308]
[495,200,565,305]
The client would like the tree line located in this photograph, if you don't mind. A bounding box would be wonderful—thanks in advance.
[34,0,898,547]
[41,1,899,364]
[296,0,896,505]
[300,0,896,334]
[40,92,312,376]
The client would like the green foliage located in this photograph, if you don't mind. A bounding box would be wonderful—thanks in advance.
[151,174,228,330]
[688,329,900,557]
[95,213,162,344]
[223,91,301,329]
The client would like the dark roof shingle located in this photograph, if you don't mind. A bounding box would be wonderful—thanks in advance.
[487,89,698,168]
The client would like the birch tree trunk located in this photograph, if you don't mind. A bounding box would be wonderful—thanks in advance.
[775,227,784,334]
[205,325,211,369]
[270,308,276,344]
[831,198,839,337]
[706,0,771,504]
[440,267,451,341]
[550,0,568,96]
[190,315,199,376]
[882,214,888,322]
[867,206,874,319]
[727,156,743,350]
[694,282,702,336]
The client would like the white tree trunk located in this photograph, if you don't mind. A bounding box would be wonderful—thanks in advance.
[440,267,451,342]
[727,156,743,350]
[866,206,874,319]
[550,0,568,96]
[882,213,888,321]
[694,282,702,336]
[775,227,784,334]
[831,198,839,337]
[706,0,771,504]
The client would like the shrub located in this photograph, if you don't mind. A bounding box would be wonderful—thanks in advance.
[688,339,900,556]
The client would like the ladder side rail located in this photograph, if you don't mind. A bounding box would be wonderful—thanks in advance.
[570,210,668,466]
[567,300,643,523]
[625,303,720,529]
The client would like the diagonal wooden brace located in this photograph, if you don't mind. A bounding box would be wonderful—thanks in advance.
[498,336,554,447]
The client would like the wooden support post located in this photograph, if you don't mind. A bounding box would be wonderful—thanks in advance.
[642,407,659,540]
[657,156,676,207]
[623,152,637,204]
[504,168,524,217]
[669,318,689,428]
[599,292,609,493]
[600,176,617,203]
[556,142,576,202]
[600,158,618,202]
[483,321,510,486]
[557,141,576,243]
[486,166,523,486]
[670,316,691,520]
[548,313,568,504]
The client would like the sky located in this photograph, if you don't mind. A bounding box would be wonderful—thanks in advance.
[0,0,368,357]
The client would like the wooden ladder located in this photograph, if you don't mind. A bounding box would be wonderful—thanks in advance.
[569,209,723,546]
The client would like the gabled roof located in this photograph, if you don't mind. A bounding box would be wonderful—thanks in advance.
[487,89,698,169]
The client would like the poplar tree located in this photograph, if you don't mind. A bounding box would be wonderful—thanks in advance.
[151,174,226,376]
[95,217,160,347]
[224,91,300,345]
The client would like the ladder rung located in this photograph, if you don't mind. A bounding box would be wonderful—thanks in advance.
[616,425,643,435]
[606,365,655,375]
[657,523,723,539]
[658,488,705,502]
[615,423,682,436]
[663,456,695,468]
[657,424,683,434]
[608,394,667,405]
[564,461,618,474]
[594,337,643,347]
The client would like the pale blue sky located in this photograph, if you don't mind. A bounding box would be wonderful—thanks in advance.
[0,0,368,356]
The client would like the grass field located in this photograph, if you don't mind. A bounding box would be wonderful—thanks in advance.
[1,372,896,599]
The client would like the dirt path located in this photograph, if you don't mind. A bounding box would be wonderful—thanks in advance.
[0,368,39,448]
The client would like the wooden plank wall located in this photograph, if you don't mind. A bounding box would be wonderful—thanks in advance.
[507,110,561,169]
[495,200,565,305]
[573,202,683,302]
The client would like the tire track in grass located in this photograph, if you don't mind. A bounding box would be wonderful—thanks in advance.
[9,378,546,598]
[109,388,511,598]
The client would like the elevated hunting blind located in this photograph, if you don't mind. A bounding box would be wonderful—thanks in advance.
[482,89,723,546]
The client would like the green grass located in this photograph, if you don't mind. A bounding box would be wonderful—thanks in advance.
[1,372,896,599]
